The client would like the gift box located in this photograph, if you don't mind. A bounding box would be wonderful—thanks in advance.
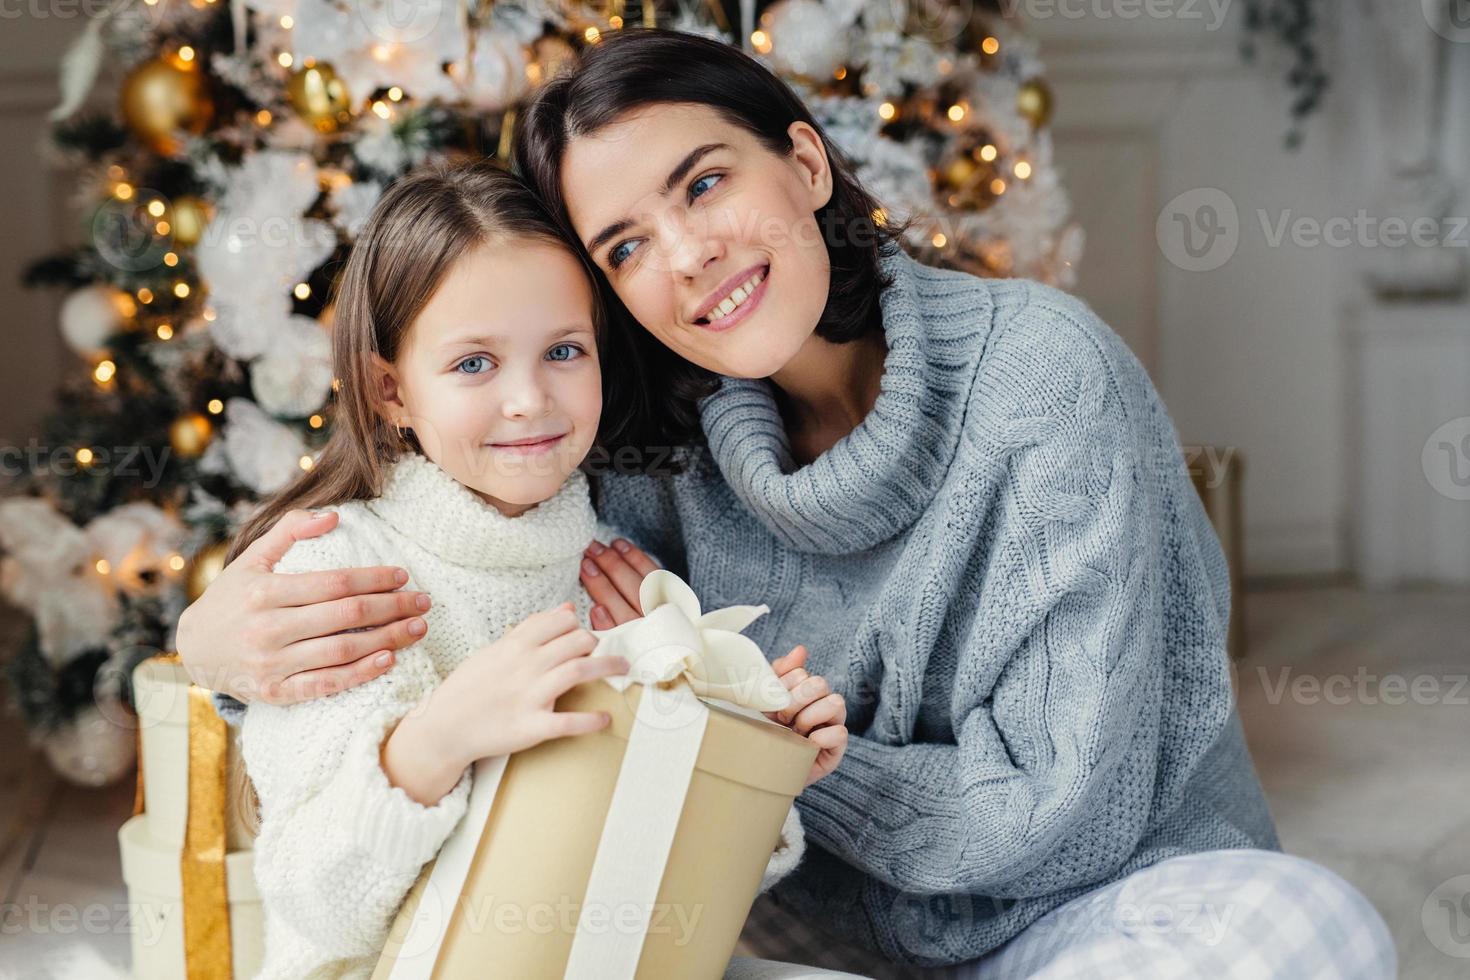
[373,571,818,980]
[118,655,264,979]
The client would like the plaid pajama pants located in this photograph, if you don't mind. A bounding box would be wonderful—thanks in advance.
[726,849,1397,980]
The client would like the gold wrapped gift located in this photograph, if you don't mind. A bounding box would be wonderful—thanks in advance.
[374,572,818,980]
[119,655,263,979]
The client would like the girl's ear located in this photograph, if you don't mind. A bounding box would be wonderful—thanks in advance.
[369,353,409,426]
[786,121,834,212]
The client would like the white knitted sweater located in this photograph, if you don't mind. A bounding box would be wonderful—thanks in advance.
[241,453,805,980]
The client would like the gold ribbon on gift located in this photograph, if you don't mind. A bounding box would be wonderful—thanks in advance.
[131,653,235,979]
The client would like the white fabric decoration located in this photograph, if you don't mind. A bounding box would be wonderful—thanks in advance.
[330,179,383,239]
[250,315,334,417]
[0,499,182,665]
[220,397,310,494]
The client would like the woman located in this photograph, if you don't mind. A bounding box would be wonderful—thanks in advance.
[181,30,1393,978]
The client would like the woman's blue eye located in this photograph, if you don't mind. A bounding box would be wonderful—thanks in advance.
[456,355,490,375]
[609,240,638,268]
[547,344,583,362]
[690,174,721,200]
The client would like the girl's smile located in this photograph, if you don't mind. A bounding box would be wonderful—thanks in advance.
[488,432,568,455]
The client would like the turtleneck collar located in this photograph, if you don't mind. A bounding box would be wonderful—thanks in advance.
[697,248,992,554]
[367,453,596,569]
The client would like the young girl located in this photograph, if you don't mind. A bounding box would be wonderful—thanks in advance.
[228,162,846,979]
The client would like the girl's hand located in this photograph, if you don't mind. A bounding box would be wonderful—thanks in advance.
[580,538,660,629]
[175,510,429,705]
[385,603,630,805]
[765,646,849,788]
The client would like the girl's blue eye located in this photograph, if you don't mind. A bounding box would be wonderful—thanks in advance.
[547,343,583,362]
[690,173,721,199]
[609,240,638,268]
[456,355,490,375]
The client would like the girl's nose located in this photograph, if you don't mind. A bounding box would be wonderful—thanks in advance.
[501,369,553,419]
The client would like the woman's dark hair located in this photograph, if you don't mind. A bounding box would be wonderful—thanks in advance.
[514,28,899,455]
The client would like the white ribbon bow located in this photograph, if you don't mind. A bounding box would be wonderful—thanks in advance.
[590,570,792,713]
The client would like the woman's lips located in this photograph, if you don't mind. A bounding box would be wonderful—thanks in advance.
[696,265,769,334]
[490,434,566,455]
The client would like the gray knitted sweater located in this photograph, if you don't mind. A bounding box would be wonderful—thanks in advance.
[590,248,1279,966]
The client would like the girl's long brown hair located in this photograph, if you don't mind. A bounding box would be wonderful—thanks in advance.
[226,161,593,564]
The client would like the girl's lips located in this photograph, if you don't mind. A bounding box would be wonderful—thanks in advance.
[490,433,566,455]
[696,265,769,334]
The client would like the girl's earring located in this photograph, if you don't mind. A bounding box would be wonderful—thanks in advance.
[395,420,412,442]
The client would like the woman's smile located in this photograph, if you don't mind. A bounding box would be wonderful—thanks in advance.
[693,263,770,332]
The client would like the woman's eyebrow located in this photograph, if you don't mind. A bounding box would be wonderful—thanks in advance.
[585,142,731,254]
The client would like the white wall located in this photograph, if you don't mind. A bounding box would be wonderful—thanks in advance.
[1034,9,1351,577]
[0,11,82,447]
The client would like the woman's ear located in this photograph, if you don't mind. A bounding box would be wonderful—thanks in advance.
[369,353,409,427]
[786,121,834,211]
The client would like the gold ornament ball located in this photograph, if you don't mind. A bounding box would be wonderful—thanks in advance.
[120,56,214,155]
[287,63,353,133]
[1017,78,1053,128]
[185,540,230,602]
[169,195,211,247]
[169,411,213,458]
[941,155,980,191]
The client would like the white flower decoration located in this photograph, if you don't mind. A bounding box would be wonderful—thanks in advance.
[591,570,793,712]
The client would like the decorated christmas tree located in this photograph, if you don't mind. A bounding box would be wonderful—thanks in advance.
[4,0,1082,784]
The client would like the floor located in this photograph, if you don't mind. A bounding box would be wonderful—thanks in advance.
[0,585,1465,978]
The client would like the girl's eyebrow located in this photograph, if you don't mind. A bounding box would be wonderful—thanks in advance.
[585,142,731,254]
[441,326,593,348]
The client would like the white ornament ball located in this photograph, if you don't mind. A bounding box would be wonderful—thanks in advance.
[43,704,137,787]
[765,0,847,80]
[59,284,136,357]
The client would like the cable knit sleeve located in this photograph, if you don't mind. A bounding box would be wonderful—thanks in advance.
[796,308,1167,898]
[241,521,471,962]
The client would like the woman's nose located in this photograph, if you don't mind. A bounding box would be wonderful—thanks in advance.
[659,209,721,278]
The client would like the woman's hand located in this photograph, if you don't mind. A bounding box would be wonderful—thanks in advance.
[385,603,630,804]
[175,510,430,705]
[766,646,849,788]
[579,537,660,629]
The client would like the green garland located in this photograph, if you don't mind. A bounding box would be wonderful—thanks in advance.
[1239,0,1329,149]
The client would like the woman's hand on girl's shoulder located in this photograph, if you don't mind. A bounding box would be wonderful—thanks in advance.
[766,646,849,788]
[175,509,431,706]
[580,537,660,629]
